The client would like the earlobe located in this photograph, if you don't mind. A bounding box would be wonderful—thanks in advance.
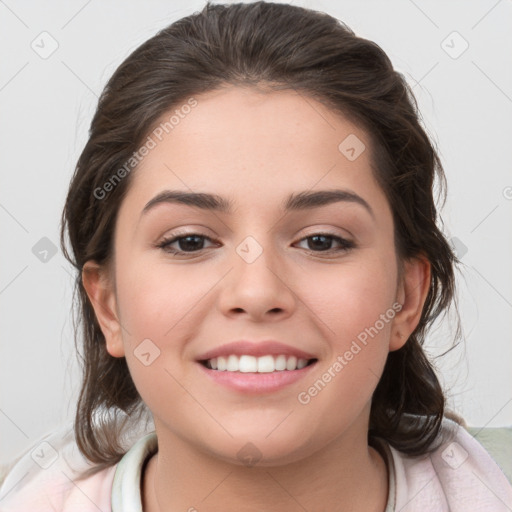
[390,255,431,351]
[81,260,125,358]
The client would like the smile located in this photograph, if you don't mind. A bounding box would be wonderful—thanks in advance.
[202,354,316,372]
[195,340,318,393]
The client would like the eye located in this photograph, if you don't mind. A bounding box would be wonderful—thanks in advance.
[156,232,355,257]
[295,233,355,254]
[156,233,218,255]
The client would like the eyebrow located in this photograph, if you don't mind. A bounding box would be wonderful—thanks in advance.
[141,189,374,219]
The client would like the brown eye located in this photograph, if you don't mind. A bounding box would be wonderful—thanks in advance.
[295,234,355,253]
[157,233,217,255]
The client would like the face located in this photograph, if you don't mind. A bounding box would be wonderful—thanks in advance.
[85,85,428,466]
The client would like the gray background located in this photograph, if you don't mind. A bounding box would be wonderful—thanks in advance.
[1,0,511,465]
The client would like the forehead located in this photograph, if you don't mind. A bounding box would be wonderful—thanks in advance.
[143,85,369,162]
[120,85,387,218]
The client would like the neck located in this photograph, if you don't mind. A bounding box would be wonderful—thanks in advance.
[142,421,389,512]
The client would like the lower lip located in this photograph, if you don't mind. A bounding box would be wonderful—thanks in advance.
[196,361,317,394]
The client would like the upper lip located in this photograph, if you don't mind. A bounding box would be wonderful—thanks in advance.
[196,340,317,361]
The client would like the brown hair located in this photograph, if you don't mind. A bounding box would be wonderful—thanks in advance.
[60,0,460,478]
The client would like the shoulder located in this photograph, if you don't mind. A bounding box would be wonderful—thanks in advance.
[0,424,117,512]
[385,417,512,511]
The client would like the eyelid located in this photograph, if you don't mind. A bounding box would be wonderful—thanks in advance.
[297,224,355,241]
[156,229,356,257]
[156,226,216,243]
[157,227,352,244]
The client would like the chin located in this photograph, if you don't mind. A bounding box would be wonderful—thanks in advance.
[198,428,319,468]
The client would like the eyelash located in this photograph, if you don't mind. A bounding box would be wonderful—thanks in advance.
[155,232,355,257]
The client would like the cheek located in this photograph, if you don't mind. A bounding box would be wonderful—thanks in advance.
[115,253,214,341]
[299,254,398,341]
[113,256,218,404]
[293,264,397,435]
[294,254,398,415]
[304,253,398,403]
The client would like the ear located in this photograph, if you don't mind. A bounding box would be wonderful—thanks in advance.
[81,260,125,358]
[390,254,431,351]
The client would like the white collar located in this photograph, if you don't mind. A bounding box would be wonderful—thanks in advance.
[111,431,158,511]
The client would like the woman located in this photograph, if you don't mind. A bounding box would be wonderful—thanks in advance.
[1,2,510,510]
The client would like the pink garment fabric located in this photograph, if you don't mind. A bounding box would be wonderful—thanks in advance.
[0,417,511,511]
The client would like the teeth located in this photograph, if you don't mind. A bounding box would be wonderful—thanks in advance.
[286,356,297,371]
[227,355,238,371]
[275,355,287,371]
[297,358,308,369]
[206,355,310,372]
[257,355,274,373]
[240,355,258,373]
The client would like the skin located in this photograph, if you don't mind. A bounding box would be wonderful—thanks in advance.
[83,85,430,512]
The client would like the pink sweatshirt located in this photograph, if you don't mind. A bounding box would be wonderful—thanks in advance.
[0,417,511,511]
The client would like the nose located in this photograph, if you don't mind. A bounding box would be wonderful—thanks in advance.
[217,238,297,322]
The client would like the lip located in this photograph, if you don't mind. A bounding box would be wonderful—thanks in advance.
[195,340,318,394]
[196,340,316,361]
[196,359,318,394]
